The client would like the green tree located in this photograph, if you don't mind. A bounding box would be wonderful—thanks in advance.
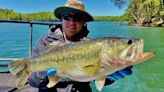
[111,0,164,26]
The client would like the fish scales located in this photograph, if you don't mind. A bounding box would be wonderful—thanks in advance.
[29,40,102,74]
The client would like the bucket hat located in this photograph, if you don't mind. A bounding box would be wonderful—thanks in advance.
[54,0,94,22]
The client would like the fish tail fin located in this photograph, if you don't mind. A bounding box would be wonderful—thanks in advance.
[9,59,31,89]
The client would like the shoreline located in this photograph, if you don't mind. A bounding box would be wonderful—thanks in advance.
[0,19,163,27]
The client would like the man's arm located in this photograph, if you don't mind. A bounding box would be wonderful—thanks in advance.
[32,30,64,57]
[32,36,50,57]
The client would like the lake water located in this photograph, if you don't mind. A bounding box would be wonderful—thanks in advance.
[0,21,164,92]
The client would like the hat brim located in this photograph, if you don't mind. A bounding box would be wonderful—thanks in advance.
[54,6,94,22]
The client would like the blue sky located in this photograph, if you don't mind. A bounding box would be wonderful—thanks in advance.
[0,0,127,16]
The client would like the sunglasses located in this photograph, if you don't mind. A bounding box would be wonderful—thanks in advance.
[62,12,85,22]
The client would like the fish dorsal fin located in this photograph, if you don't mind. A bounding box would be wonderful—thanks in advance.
[47,75,62,88]
[95,76,106,91]
[40,41,66,55]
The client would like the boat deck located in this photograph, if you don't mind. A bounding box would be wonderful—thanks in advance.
[0,73,38,92]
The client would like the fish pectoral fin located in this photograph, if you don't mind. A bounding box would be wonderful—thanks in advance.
[95,76,106,91]
[83,64,100,76]
[47,75,62,88]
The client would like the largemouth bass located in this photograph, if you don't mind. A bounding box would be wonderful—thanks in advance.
[9,37,155,91]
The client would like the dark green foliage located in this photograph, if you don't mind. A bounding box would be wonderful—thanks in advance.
[111,0,164,26]
[93,16,121,21]
[0,9,56,21]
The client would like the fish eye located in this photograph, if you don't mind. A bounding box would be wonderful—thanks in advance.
[127,39,132,44]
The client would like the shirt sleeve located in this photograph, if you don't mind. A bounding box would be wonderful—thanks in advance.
[32,28,64,58]
[32,36,51,58]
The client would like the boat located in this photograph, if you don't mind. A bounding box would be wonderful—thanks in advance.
[0,20,59,92]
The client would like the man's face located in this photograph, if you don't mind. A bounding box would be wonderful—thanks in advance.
[62,12,85,40]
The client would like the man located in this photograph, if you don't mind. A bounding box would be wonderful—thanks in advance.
[28,0,132,92]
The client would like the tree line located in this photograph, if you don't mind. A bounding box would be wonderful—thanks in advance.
[0,9,56,21]
[0,0,164,27]
[0,8,122,21]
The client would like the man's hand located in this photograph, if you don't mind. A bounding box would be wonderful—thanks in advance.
[107,66,133,81]
[28,68,57,88]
